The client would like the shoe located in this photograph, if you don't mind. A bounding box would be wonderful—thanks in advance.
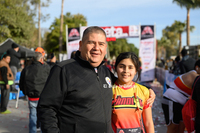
[0,110,11,114]
[36,128,41,132]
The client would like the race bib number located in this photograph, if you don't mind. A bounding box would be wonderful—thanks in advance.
[117,127,142,133]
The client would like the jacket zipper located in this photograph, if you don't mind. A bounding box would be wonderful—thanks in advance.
[94,68,107,133]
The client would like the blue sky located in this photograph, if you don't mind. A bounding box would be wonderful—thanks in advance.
[40,0,200,48]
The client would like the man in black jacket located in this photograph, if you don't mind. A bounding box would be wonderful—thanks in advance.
[179,49,196,74]
[19,52,50,133]
[7,42,21,90]
[37,26,155,133]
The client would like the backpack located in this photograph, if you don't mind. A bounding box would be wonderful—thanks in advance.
[182,76,200,133]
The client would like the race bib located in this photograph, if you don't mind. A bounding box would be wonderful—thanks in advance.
[117,127,142,133]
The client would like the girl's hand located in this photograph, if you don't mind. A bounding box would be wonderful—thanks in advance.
[147,89,156,107]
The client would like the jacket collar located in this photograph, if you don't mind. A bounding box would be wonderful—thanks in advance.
[32,61,43,65]
[74,51,105,69]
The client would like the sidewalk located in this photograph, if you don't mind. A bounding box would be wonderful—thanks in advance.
[0,99,30,133]
[0,81,168,133]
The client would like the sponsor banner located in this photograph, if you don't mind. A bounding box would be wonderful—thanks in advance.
[68,28,80,42]
[141,25,154,40]
[139,37,156,82]
[101,25,140,38]
[67,40,80,59]
[80,26,88,39]
[80,26,140,39]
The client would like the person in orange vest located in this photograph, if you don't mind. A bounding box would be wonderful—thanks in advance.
[0,53,14,114]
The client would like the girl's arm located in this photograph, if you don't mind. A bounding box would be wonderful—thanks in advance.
[147,89,156,107]
[142,107,154,133]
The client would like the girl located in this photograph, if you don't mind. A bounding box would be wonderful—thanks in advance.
[112,52,154,133]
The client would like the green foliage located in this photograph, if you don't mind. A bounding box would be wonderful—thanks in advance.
[173,0,200,9]
[171,20,186,34]
[159,20,195,56]
[108,39,138,58]
[158,20,195,58]
[162,26,179,47]
[0,0,36,46]
[158,23,179,58]
[173,0,200,46]
[44,12,87,52]
[157,37,176,58]
[30,0,51,22]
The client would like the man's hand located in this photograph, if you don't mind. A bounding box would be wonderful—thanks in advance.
[147,89,156,107]
[6,84,10,89]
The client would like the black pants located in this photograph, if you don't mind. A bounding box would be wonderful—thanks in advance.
[0,84,10,112]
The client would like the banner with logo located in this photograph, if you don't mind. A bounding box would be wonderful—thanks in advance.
[67,27,80,59]
[139,25,156,82]
[80,25,140,39]
[67,25,140,59]
[67,40,80,59]
[101,25,140,38]
[68,28,80,42]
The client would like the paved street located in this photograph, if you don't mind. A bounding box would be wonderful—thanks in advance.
[0,98,30,133]
[0,81,168,133]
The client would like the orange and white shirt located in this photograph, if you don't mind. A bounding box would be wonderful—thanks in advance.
[112,82,150,133]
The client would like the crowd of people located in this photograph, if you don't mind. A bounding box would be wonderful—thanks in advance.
[0,26,199,133]
[156,48,196,76]
[156,47,200,132]
[0,43,57,132]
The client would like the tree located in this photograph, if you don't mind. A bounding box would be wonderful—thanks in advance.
[158,25,179,58]
[44,12,87,52]
[0,0,36,46]
[172,21,186,53]
[170,20,195,53]
[108,39,138,58]
[173,0,200,46]
[157,37,173,58]
[30,0,51,47]
[59,0,64,52]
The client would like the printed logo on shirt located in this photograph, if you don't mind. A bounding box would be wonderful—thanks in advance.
[105,77,112,88]
[113,95,143,110]
[118,129,125,133]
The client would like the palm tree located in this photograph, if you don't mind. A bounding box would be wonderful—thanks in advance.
[59,0,64,52]
[173,0,200,46]
[170,21,188,53]
[30,0,51,47]
[171,21,186,53]
[175,21,195,53]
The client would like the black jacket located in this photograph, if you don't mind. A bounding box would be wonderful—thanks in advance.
[47,61,56,68]
[37,51,116,133]
[179,56,196,74]
[0,67,8,84]
[192,76,200,132]
[19,61,50,98]
[7,48,21,69]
